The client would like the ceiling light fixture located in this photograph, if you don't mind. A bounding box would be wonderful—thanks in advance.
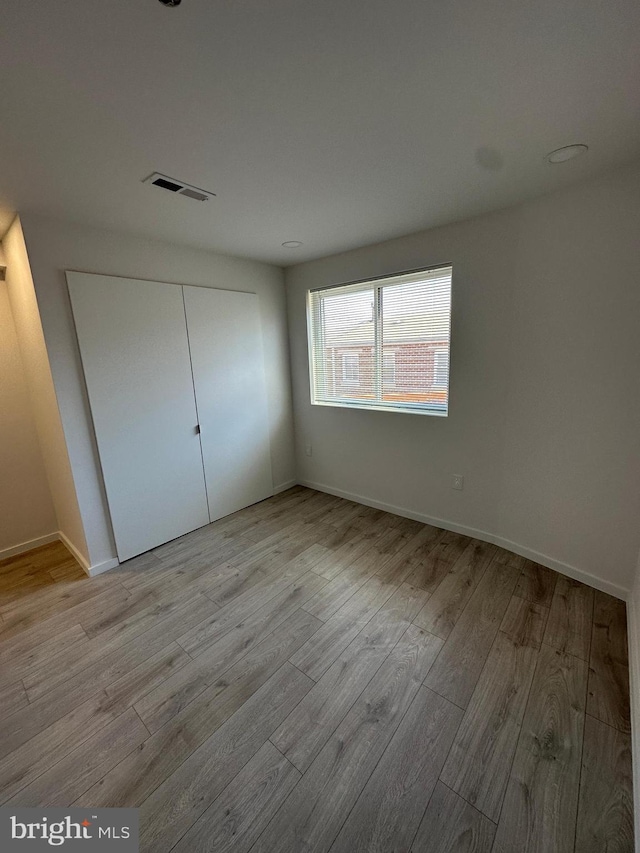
[282,241,303,248]
[545,144,588,164]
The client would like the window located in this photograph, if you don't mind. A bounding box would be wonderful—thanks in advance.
[432,349,449,388]
[383,351,396,388]
[307,265,452,415]
[342,352,360,386]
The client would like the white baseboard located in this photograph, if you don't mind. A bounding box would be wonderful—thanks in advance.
[0,532,59,562]
[84,557,120,577]
[490,534,627,600]
[57,531,90,572]
[273,479,298,495]
[0,530,120,578]
[298,478,629,600]
[57,531,119,577]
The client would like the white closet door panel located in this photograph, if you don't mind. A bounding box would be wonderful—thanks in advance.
[67,272,210,561]
[183,286,273,521]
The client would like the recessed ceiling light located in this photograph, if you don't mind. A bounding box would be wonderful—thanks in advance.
[545,144,588,164]
[282,241,303,248]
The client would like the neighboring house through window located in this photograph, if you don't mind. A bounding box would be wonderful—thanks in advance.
[342,352,360,386]
[433,349,449,388]
[383,351,396,388]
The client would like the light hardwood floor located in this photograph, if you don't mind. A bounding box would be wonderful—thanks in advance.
[0,487,633,852]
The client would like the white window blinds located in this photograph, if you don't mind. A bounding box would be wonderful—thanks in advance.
[307,265,452,416]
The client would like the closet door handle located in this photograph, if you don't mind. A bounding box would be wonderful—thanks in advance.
[195,424,201,435]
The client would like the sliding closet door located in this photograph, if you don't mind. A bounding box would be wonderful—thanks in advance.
[67,272,210,561]
[183,286,273,520]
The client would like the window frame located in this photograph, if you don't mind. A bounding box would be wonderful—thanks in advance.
[307,264,452,417]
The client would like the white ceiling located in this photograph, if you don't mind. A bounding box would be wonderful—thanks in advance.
[1,0,639,265]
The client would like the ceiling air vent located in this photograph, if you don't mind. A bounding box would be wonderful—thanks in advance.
[142,172,215,202]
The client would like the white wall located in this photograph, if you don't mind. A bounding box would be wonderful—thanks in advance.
[286,162,640,597]
[19,213,295,570]
[3,218,87,561]
[0,279,57,556]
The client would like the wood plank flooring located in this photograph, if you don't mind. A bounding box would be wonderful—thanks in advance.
[0,486,633,852]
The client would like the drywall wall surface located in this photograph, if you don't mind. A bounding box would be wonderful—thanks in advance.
[3,217,88,561]
[19,213,294,568]
[0,280,57,554]
[287,205,519,538]
[497,165,640,591]
[285,162,640,594]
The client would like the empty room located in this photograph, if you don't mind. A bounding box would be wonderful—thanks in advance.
[0,1,639,851]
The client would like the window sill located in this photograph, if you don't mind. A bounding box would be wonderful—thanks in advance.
[310,399,448,417]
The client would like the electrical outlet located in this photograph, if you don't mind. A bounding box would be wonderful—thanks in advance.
[452,474,464,491]
[305,444,313,457]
